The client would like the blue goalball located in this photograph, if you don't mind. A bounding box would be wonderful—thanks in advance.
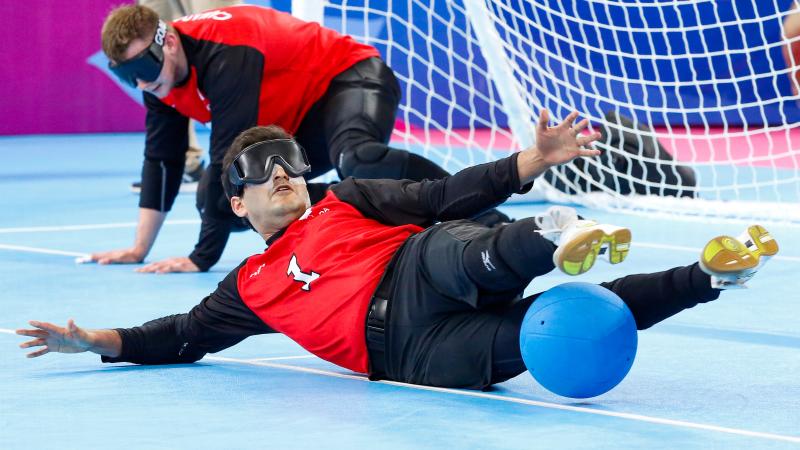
[519,282,638,399]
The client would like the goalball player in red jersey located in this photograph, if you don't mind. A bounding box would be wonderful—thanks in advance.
[89,5,509,274]
[18,112,777,389]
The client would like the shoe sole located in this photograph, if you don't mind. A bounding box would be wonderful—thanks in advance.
[699,235,759,276]
[555,227,631,276]
[743,225,778,258]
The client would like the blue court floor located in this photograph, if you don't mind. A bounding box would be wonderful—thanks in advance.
[1,133,799,449]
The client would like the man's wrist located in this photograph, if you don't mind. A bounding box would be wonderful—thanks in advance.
[517,148,553,184]
[88,329,122,358]
[129,246,148,261]
[188,252,211,272]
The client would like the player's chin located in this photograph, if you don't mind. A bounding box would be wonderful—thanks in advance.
[270,194,302,210]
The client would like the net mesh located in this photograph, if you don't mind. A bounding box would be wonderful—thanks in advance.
[320,0,800,224]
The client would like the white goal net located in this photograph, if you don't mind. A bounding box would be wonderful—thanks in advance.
[298,0,800,224]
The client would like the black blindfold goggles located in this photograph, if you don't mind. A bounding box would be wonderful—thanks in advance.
[108,20,168,88]
[228,139,312,192]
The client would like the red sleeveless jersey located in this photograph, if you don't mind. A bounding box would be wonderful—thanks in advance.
[237,191,423,373]
[163,6,380,132]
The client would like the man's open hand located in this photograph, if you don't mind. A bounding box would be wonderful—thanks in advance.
[136,256,200,274]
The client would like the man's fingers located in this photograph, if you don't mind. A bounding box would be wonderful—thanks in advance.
[94,250,141,265]
[19,338,46,349]
[26,347,50,358]
[572,118,590,134]
[136,262,166,273]
[537,109,550,131]
[576,132,601,147]
[28,321,62,333]
[15,329,47,338]
[136,257,194,274]
[157,262,183,274]
[92,252,113,263]
[578,148,602,157]
[561,111,579,129]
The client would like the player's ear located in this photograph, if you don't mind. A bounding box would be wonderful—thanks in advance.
[230,196,248,218]
[164,31,180,52]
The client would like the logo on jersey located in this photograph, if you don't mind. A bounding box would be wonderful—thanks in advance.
[299,207,330,222]
[299,208,313,221]
[249,263,266,279]
[481,250,496,271]
[174,10,233,22]
[287,254,320,291]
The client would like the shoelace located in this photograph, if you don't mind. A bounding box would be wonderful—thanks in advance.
[533,215,562,237]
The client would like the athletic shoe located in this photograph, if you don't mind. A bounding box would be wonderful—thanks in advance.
[699,225,779,289]
[738,224,779,267]
[130,160,205,194]
[182,159,205,183]
[535,206,632,276]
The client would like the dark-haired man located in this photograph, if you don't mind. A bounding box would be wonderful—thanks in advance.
[18,111,778,389]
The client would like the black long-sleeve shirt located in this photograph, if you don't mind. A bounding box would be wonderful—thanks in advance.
[138,6,379,271]
[103,154,530,365]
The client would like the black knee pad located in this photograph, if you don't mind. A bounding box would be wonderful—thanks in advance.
[337,142,410,179]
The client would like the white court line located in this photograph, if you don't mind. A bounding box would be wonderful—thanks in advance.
[3,239,799,263]
[0,328,797,443]
[0,220,798,262]
[0,219,200,234]
[204,355,800,444]
[0,244,87,258]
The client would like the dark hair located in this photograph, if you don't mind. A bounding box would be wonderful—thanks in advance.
[221,125,293,199]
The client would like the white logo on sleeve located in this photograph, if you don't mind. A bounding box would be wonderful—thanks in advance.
[174,10,233,22]
[481,250,496,271]
[287,254,320,291]
[249,263,265,279]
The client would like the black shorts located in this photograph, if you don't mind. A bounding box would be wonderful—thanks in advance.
[381,221,521,389]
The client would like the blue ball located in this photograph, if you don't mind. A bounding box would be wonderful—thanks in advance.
[519,282,638,398]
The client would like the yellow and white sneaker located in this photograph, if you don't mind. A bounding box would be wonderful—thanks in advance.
[535,206,632,276]
[738,224,779,266]
[699,225,779,289]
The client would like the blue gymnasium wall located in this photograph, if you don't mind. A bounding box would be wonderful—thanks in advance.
[323,0,800,128]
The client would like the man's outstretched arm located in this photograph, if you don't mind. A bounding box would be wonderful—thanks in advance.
[333,110,601,226]
[89,208,167,265]
[17,264,275,364]
[88,93,189,266]
[17,319,122,359]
